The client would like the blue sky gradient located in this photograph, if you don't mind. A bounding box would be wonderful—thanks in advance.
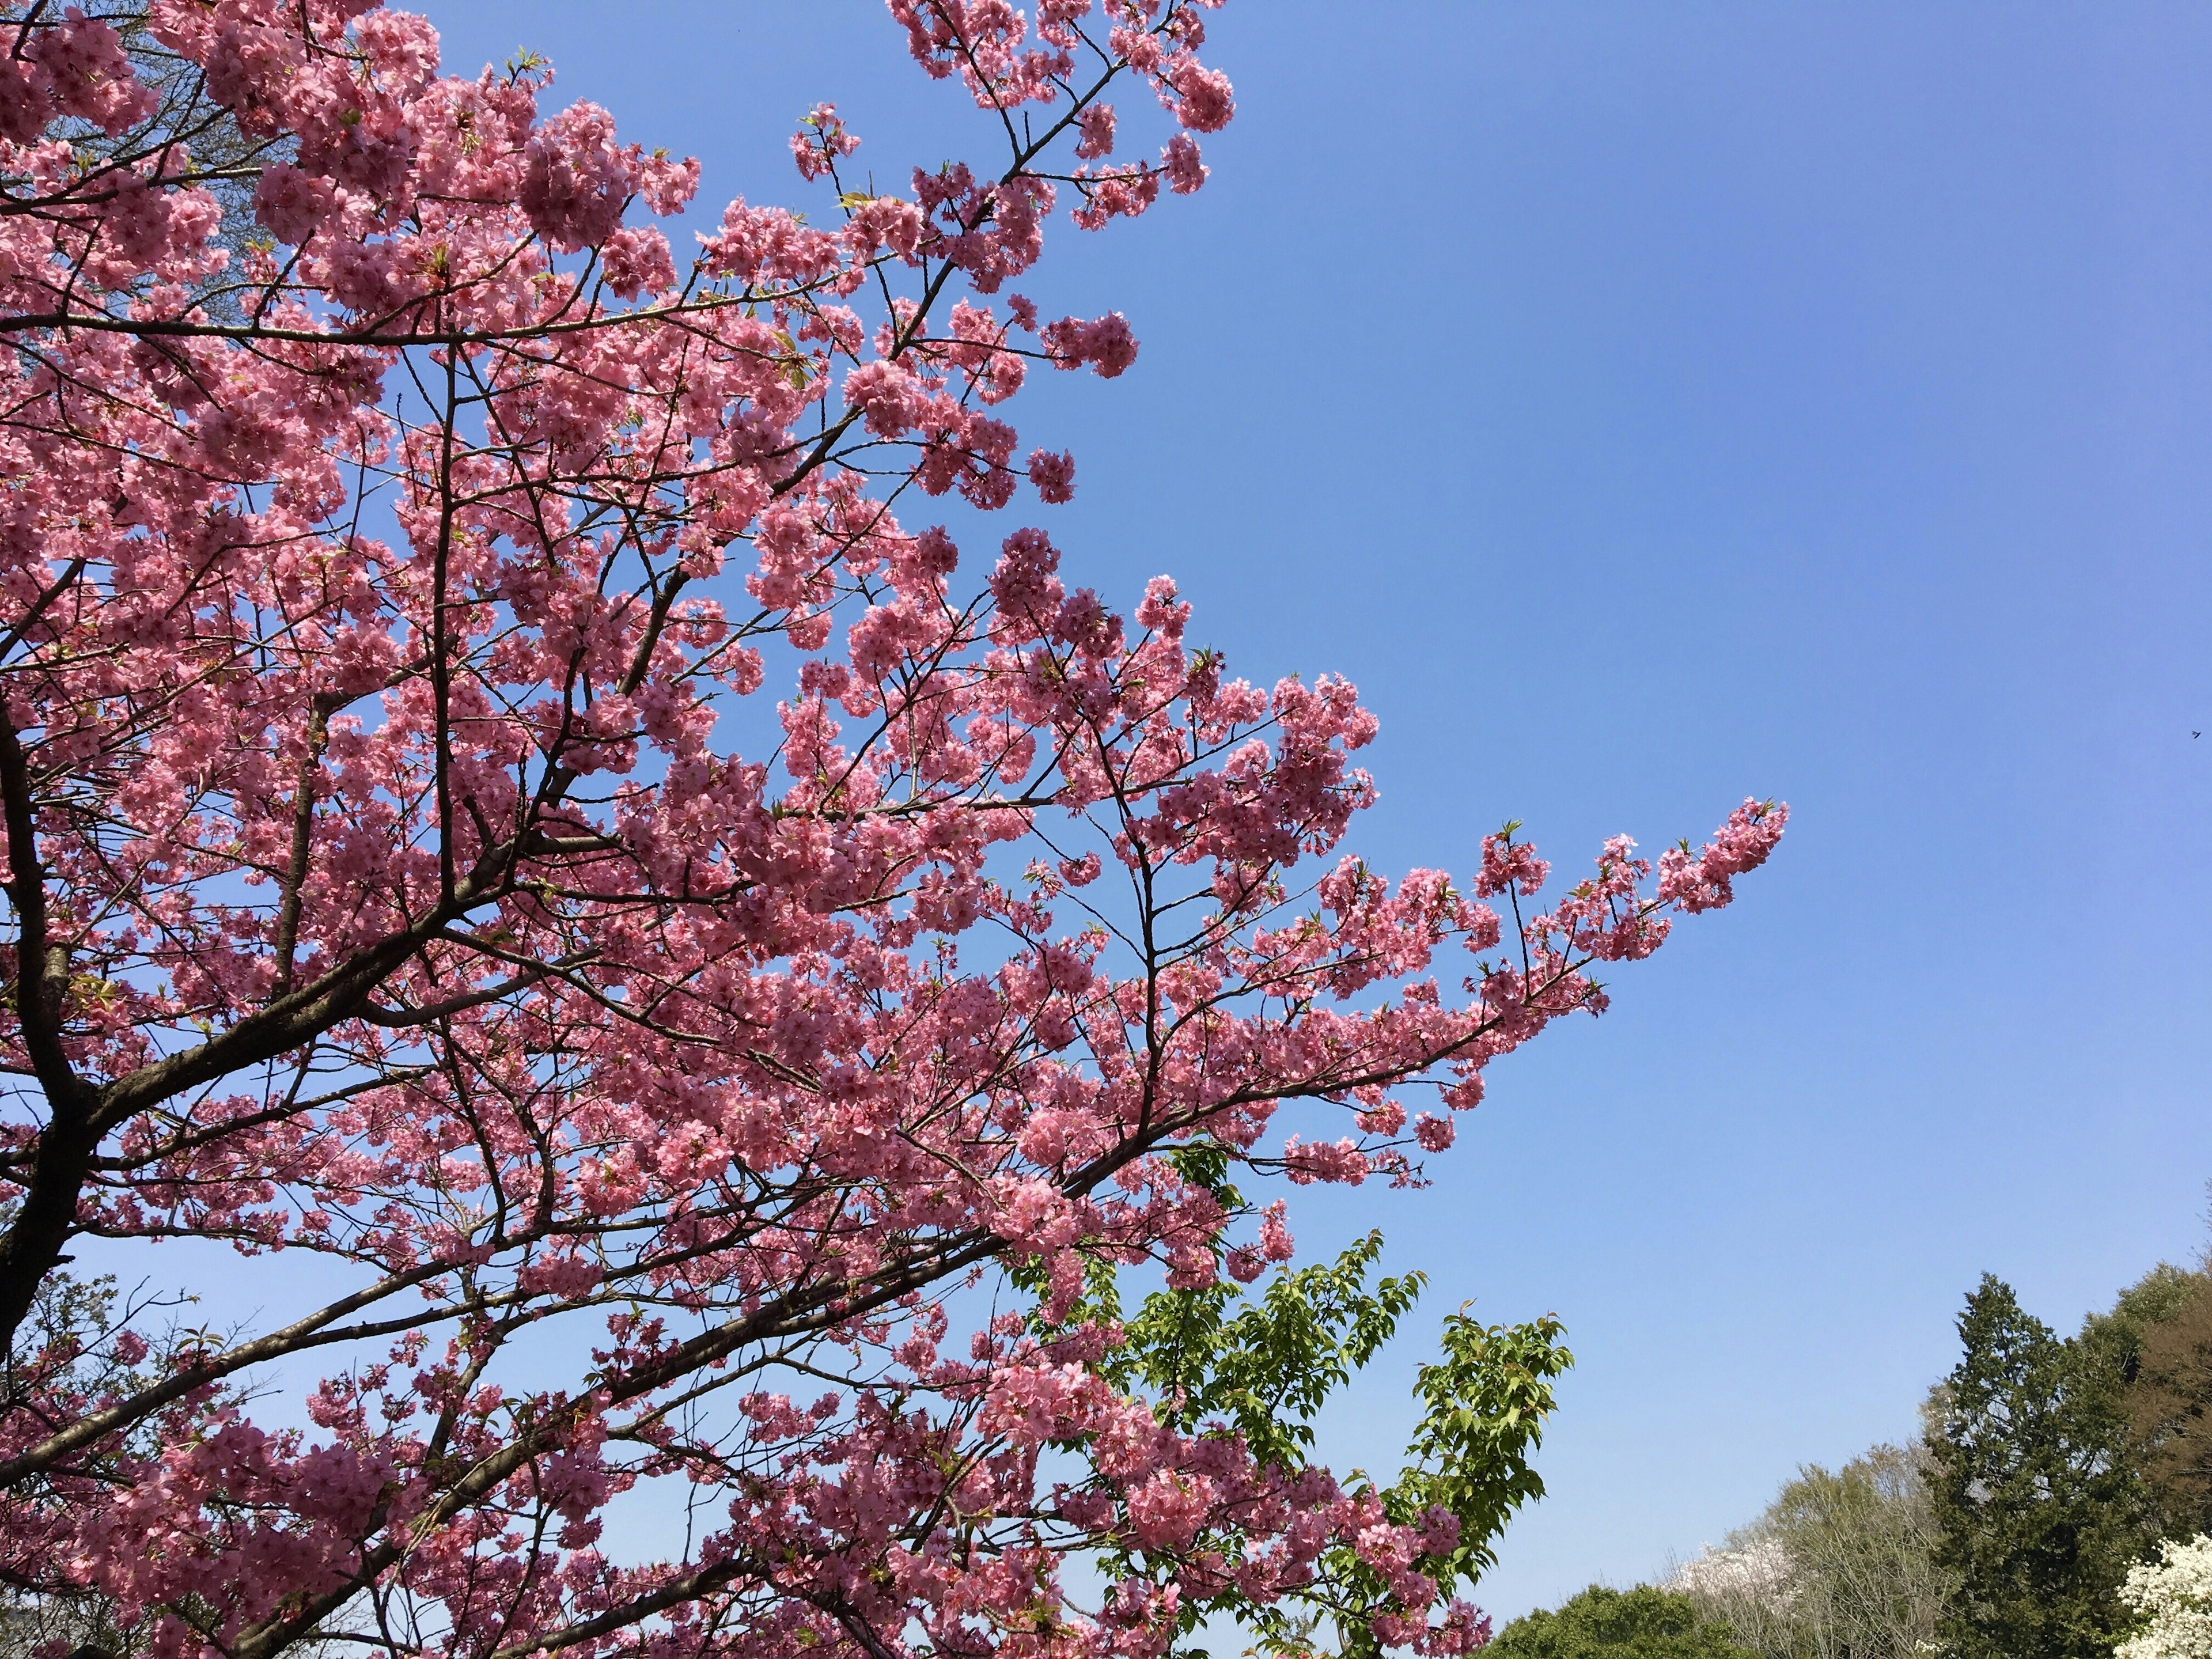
[418,1,2212,1620]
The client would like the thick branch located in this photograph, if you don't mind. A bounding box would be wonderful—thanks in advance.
[0,697,94,1354]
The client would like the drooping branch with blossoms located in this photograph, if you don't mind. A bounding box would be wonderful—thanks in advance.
[0,3,1786,1657]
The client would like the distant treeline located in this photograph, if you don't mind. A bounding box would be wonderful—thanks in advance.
[1490,1212,2212,1658]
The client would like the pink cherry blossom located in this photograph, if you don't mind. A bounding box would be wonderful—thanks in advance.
[1028,446,1078,502]
[0,6,1783,1659]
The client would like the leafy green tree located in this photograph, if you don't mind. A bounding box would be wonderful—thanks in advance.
[1931,1274,2146,1658]
[1040,1160,1574,1659]
[1488,1586,1756,1659]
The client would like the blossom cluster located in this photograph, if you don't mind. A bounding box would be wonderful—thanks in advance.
[2119,1534,2212,1659]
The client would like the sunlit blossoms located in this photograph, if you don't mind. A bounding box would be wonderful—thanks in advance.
[2119,1536,2212,1659]
[0,4,1784,1659]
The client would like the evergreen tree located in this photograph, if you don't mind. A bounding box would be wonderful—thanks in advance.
[1931,1274,2145,1658]
[1487,1586,1755,1659]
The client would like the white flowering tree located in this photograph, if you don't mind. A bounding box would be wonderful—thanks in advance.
[2119,1535,2212,1659]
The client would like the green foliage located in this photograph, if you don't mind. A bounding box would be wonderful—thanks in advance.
[1235,1293,1571,1659]
[1041,1148,1430,1478]
[1059,1146,1436,1475]
[1487,1585,1756,1659]
[2094,1262,2207,1343]
[1397,1302,1576,1585]
[1930,1273,2146,1659]
[1118,1229,1425,1472]
[1033,1187,1572,1659]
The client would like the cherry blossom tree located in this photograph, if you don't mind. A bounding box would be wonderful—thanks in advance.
[0,3,1787,1658]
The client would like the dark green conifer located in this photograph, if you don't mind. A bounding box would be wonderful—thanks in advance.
[1929,1274,2143,1659]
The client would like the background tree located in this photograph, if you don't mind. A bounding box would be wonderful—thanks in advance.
[0,4,1786,1659]
[1659,1213,2212,1659]
[1931,1274,2144,1659]
[1671,1441,1948,1659]
[1487,1585,1755,1659]
[1668,1538,1797,1659]
[2096,1260,2212,1544]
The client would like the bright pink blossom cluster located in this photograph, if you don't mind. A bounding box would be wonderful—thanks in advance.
[0,5,1783,1659]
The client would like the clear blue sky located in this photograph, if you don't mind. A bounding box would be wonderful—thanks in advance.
[427,1,2212,1622]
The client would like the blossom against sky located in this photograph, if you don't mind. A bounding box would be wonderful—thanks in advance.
[423,0,2212,1618]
